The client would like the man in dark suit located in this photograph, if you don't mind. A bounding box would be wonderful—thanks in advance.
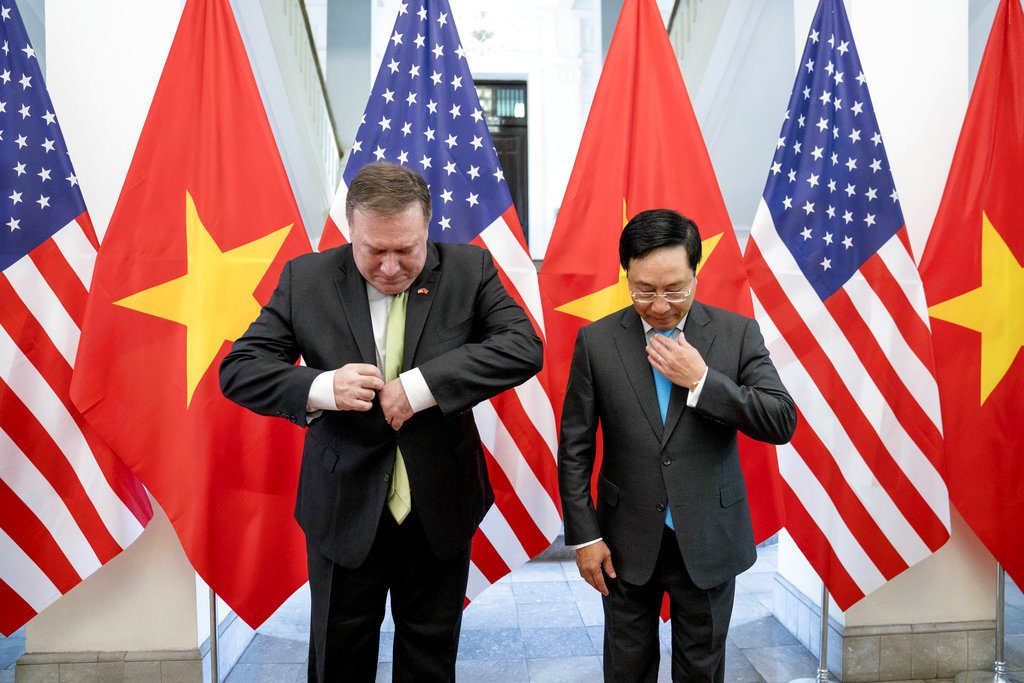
[558,209,796,682]
[220,163,543,682]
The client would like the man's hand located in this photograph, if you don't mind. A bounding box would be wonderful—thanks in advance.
[380,378,414,430]
[332,364,384,411]
[648,332,706,390]
[576,541,617,596]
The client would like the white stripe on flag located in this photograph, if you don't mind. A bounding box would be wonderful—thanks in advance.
[0,528,62,612]
[751,293,934,566]
[0,428,99,578]
[4,257,79,366]
[513,375,558,463]
[51,220,97,290]
[0,325,146,547]
[465,561,491,602]
[477,504,530,571]
[473,400,561,535]
[776,442,887,596]
[478,218,545,335]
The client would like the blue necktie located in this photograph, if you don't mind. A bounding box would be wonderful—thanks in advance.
[652,329,675,530]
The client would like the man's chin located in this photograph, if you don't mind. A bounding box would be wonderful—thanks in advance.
[371,280,411,295]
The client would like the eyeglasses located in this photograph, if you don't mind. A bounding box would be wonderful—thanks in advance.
[629,278,696,304]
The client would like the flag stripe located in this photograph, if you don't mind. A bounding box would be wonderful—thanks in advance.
[822,289,942,460]
[28,238,88,325]
[0,324,146,550]
[0,479,81,593]
[513,376,558,465]
[751,293,934,568]
[779,486,868,609]
[481,389,558,506]
[0,529,61,613]
[50,218,98,289]
[475,499,531,575]
[474,400,562,540]
[0,421,101,578]
[788,413,910,579]
[482,441,551,557]
[467,526,510,588]
[478,214,545,336]
[4,258,80,366]
[777,443,887,596]
[0,578,38,637]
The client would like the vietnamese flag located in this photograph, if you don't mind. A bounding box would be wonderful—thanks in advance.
[538,0,785,541]
[920,0,1024,587]
[70,0,311,626]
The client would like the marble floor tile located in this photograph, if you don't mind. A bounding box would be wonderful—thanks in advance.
[236,633,308,664]
[730,616,801,650]
[224,661,304,682]
[526,654,603,682]
[456,657,531,682]
[521,627,597,659]
[513,580,575,604]
[517,600,585,629]
[742,643,821,683]
[457,627,525,660]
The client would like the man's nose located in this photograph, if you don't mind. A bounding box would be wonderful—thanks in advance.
[380,253,401,276]
[650,296,670,313]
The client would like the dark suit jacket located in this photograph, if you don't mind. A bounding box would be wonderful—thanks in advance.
[220,242,543,567]
[558,302,795,589]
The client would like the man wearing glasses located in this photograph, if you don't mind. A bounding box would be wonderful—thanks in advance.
[557,209,796,682]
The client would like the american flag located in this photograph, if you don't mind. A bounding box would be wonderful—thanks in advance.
[0,2,151,635]
[743,0,949,610]
[318,0,561,599]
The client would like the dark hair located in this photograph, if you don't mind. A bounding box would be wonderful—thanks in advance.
[345,163,432,224]
[619,209,702,271]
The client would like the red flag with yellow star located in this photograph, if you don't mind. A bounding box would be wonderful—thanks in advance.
[920,0,1024,587]
[538,0,784,541]
[70,0,311,627]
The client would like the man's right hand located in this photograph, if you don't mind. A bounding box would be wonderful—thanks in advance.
[332,364,384,411]
[576,541,617,596]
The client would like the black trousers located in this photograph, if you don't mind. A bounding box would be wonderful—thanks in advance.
[306,506,471,683]
[602,525,736,683]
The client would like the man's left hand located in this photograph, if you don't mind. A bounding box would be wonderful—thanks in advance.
[380,378,414,430]
[648,332,706,390]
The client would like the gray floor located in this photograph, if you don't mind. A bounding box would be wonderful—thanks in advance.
[227,544,815,682]
[3,544,1022,682]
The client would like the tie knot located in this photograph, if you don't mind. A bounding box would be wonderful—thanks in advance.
[657,329,675,338]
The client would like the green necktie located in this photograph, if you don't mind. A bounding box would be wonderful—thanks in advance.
[385,290,411,524]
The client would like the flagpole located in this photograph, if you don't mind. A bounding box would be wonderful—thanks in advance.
[955,564,1022,683]
[790,581,832,683]
[209,587,220,682]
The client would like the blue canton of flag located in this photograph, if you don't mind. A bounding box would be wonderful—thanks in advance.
[344,0,512,243]
[1,4,86,272]
[764,0,902,301]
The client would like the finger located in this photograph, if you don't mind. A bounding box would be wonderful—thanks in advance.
[353,364,383,377]
[352,399,373,412]
[592,569,609,596]
[603,556,617,579]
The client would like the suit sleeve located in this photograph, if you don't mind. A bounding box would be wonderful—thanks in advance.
[556,327,602,545]
[693,317,796,444]
[416,250,543,416]
[219,260,322,425]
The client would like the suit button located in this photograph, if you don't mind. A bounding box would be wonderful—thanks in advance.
[384,473,391,482]
[656,503,665,512]
[662,456,672,466]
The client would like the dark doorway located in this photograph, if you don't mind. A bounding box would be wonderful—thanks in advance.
[475,81,529,241]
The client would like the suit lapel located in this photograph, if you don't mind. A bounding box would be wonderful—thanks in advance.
[333,247,377,366]
[403,244,441,370]
[614,308,664,440]
[662,301,716,446]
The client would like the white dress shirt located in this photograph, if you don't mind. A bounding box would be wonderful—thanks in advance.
[305,283,437,418]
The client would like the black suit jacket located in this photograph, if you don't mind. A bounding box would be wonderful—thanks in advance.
[220,242,543,567]
[558,302,796,588]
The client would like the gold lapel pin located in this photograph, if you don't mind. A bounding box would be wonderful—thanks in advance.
[417,288,429,295]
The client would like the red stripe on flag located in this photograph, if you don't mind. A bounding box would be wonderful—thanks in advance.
[76,213,100,252]
[0,479,81,594]
[0,378,123,563]
[487,391,559,505]
[469,235,545,342]
[0,579,37,638]
[859,252,938,384]
[483,442,551,558]
[746,242,948,548]
[318,217,346,252]
[789,411,909,579]
[469,526,511,586]
[28,239,88,325]
[822,290,942,461]
[781,483,866,610]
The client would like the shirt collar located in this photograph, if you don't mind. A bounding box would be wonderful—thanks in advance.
[640,314,688,336]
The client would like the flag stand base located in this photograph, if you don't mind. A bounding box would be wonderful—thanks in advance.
[954,672,1022,683]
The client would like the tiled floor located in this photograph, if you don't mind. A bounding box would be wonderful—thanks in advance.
[3,545,1022,682]
[226,544,820,682]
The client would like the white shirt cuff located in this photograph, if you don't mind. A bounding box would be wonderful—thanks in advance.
[399,368,437,413]
[570,537,604,550]
[686,366,709,408]
[306,370,338,419]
